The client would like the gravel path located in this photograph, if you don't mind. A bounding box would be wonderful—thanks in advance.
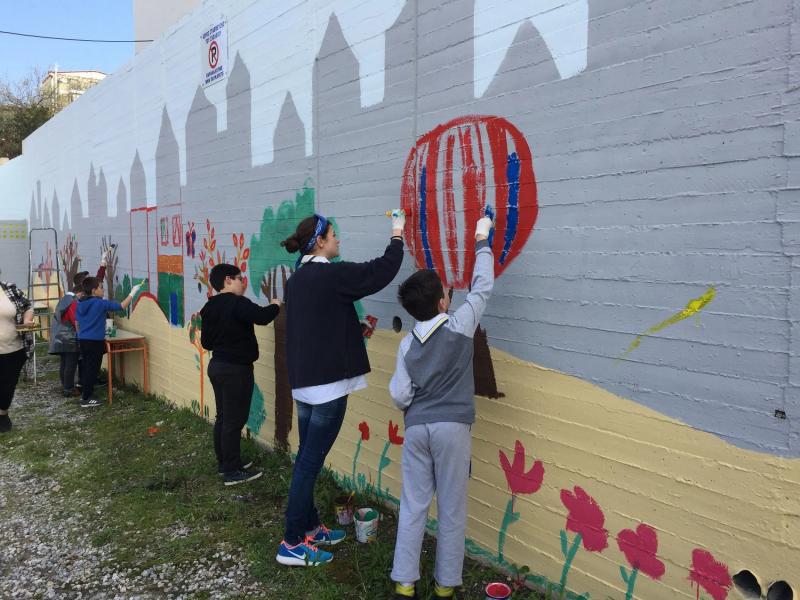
[0,382,274,599]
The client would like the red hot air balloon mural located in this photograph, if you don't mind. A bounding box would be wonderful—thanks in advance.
[401,115,538,397]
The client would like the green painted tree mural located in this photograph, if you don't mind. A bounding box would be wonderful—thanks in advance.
[246,383,267,437]
[250,181,315,451]
[250,179,372,450]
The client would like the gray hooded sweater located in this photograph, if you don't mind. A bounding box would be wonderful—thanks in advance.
[390,240,494,428]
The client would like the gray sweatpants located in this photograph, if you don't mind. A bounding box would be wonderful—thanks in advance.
[391,422,471,587]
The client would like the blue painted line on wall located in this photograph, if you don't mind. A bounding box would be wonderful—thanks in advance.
[485,204,495,247]
[500,152,520,265]
[419,166,434,269]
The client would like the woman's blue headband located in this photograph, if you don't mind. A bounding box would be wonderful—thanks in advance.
[302,213,328,255]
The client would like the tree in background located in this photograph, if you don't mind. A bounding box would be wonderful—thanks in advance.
[0,68,56,159]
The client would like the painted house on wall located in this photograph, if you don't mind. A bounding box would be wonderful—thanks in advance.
[2,0,799,598]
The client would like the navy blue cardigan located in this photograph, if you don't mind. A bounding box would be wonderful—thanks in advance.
[285,238,403,389]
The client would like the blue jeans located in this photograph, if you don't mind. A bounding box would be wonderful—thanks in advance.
[284,395,348,544]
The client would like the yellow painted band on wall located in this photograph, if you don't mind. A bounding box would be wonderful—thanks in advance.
[623,287,716,357]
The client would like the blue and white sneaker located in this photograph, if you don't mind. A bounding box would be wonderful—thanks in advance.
[306,524,346,546]
[275,537,333,567]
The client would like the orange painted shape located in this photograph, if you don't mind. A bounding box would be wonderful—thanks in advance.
[157,254,184,275]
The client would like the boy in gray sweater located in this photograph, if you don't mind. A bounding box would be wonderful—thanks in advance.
[389,216,494,600]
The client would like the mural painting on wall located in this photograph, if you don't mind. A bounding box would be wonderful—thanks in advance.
[194,218,225,299]
[249,182,374,451]
[331,420,403,504]
[401,115,538,398]
[59,234,81,292]
[188,311,209,419]
[497,440,544,564]
[156,205,185,326]
[100,236,119,300]
[622,287,716,358]
[246,383,267,439]
[249,183,314,451]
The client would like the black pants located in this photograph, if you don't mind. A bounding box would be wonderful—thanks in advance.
[59,351,79,391]
[0,349,27,411]
[79,340,105,402]
[208,359,254,473]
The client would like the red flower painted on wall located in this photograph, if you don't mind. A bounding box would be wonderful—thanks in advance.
[689,549,731,600]
[352,421,370,493]
[496,440,545,563]
[617,524,665,600]
[561,486,608,552]
[500,440,544,496]
[232,232,250,290]
[558,486,608,594]
[376,420,405,499]
[388,420,404,445]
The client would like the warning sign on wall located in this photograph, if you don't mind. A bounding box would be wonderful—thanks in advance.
[201,20,228,87]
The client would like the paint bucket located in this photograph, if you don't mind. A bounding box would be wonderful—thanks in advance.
[353,508,379,543]
[333,495,354,526]
[485,582,512,600]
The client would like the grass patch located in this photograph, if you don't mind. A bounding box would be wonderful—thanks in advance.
[1,379,541,599]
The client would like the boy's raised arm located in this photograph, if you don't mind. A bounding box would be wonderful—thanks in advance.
[236,296,281,325]
[449,218,495,337]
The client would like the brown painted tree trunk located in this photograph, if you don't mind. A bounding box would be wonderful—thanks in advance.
[264,266,294,451]
[473,325,503,398]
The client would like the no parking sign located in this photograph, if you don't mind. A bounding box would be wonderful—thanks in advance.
[201,20,228,87]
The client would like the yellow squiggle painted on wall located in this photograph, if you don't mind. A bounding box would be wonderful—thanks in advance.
[622,287,716,357]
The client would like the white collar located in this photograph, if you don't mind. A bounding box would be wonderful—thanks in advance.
[412,313,449,344]
[300,255,330,264]
[67,292,75,296]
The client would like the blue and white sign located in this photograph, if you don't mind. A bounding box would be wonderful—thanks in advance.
[201,20,228,87]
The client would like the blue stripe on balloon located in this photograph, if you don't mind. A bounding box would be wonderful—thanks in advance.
[484,204,495,247]
[419,166,434,269]
[500,152,520,265]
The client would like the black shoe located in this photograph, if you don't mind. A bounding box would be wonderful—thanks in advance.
[80,398,103,408]
[218,460,253,476]
[393,591,418,600]
[0,415,11,433]
[223,469,262,486]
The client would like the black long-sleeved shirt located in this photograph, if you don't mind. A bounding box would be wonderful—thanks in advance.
[200,293,279,365]
[285,238,404,388]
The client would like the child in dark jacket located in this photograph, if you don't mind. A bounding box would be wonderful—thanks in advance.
[200,263,281,486]
[389,216,494,600]
[75,276,140,408]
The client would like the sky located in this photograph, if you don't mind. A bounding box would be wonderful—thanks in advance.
[0,0,135,83]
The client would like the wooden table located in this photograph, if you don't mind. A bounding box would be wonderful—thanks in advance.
[104,329,149,405]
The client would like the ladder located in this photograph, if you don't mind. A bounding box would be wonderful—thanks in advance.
[26,227,63,384]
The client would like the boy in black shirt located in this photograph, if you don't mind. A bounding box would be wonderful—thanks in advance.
[200,263,281,485]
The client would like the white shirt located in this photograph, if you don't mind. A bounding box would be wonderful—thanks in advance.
[290,254,368,405]
[0,291,23,355]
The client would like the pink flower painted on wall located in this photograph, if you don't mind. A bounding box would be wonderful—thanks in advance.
[558,486,608,594]
[689,549,731,600]
[561,486,609,552]
[617,524,665,600]
[496,440,544,563]
[500,440,544,496]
